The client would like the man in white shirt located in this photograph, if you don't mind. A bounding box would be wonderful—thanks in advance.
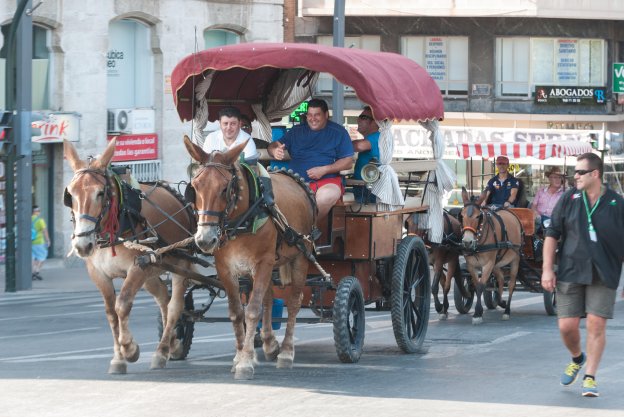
[202,106,258,163]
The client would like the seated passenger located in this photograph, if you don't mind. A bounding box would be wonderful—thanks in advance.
[476,155,519,209]
[351,106,380,204]
[267,98,354,220]
[202,106,259,164]
[531,166,565,227]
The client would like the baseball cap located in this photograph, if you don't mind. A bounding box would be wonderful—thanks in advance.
[496,156,509,164]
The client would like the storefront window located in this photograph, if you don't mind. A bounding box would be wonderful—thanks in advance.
[401,36,469,96]
[496,37,606,98]
[0,24,51,110]
[204,29,240,48]
[107,19,153,109]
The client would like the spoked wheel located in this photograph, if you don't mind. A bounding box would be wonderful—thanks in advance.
[543,290,557,316]
[483,275,501,310]
[453,270,474,314]
[332,276,366,363]
[157,291,195,360]
[391,236,431,354]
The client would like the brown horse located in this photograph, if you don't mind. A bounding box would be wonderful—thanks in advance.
[460,188,523,324]
[183,135,315,380]
[64,138,196,373]
[430,211,464,320]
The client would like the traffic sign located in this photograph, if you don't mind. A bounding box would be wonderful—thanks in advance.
[613,63,624,93]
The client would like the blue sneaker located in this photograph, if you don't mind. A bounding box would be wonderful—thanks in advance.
[560,354,585,386]
[582,377,599,397]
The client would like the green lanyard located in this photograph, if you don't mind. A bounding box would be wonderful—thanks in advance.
[582,190,601,236]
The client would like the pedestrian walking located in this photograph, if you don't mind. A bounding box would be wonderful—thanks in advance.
[541,152,624,397]
[31,205,50,280]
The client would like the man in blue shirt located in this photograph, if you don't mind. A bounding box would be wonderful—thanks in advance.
[477,155,519,208]
[268,99,354,219]
[351,106,380,203]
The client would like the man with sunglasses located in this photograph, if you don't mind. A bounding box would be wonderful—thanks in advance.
[542,152,624,398]
[476,155,519,208]
[351,106,381,203]
[268,99,353,220]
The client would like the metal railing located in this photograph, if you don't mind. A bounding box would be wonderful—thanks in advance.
[112,159,161,182]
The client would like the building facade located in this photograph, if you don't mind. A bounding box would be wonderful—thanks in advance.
[0,0,284,260]
[295,0,624,199]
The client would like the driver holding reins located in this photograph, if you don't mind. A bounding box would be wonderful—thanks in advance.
[476,155,519,209]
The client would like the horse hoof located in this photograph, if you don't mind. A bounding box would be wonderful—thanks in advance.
[502,314,510,321]
[169,340,184,360]
[472,317,483,325]
[123,344,140,363]
[234,365,255,380]
[438,313,448,321]
[263,340,280,361]
[276,353,294,369]
[150,354,167,370]
[108,360,127,374]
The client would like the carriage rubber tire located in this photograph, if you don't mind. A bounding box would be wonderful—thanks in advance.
[157,292,195,360]
[543,290,557,316]
[453,272,474,314]
[332,276,366,364]
[483,276,501,310]
[391,235,431,354]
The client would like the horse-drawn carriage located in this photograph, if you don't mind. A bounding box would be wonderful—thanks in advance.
[431,140,593,321]
[64,43,450,378]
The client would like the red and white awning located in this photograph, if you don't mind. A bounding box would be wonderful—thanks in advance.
[456,141,594,160]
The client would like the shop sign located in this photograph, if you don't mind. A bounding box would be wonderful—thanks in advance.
[108,133,158,162]
[389,125,601,159]
[535,86,606,105]
[32,112,80,143]
[613,63,624,93]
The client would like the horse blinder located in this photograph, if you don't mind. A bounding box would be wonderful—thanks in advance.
[63,188,73,208]
[184,184,196,204]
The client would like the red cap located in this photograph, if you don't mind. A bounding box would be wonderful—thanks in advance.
[496,156,509,164]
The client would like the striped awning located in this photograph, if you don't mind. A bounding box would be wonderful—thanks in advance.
[456,140,594,160]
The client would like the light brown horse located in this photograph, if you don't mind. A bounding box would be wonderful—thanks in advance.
[460,188,523,324]
[183,135,315,380]
[64,138,196,373]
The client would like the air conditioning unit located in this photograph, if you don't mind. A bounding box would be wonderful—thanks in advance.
[107,108,133,133]
[107,108,155,134]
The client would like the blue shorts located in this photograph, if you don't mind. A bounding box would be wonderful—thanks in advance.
[32,244,48,261]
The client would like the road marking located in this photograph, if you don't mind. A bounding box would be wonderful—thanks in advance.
[0,327,101,340]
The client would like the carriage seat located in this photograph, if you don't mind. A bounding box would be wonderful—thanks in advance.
[508,207,535,236]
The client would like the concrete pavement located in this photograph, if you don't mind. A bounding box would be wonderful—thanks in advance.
[0,256,95,295]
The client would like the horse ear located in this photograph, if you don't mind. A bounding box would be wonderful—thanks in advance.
[183,135,209,163]
[461,186,470,205]
[92,138,117,169]
[224,139,248,164]
[63,139,86,171]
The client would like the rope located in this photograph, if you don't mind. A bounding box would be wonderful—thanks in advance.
[123,236,196,265]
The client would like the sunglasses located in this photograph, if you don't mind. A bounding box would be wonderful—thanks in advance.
[241,125,252,131]
[574,169,596,176]
[358,114,373,121]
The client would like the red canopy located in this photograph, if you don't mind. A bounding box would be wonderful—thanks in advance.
[456,141,594,160]
[171,42,444,123]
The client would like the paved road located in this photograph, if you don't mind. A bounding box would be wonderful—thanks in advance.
[1,259,624,417]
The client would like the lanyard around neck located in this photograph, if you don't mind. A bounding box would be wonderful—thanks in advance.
[582,190,601,223]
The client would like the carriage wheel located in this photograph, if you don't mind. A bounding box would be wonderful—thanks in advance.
[332,276,366,363]
[157,291,195,360]
[543,290,557,316]
[453,270,474,314]
[391,235,431,354]
[483,275,501,310]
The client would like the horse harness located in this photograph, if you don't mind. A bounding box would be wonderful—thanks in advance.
[461,204,521,262]
[185,161,320,262]
[64,167,195,254]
